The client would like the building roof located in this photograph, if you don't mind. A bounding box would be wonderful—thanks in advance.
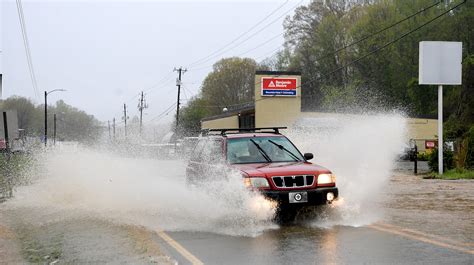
[255,70,301,76]
[201,103,255,122]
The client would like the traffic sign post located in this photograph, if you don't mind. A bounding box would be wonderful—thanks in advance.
[419,41,462,175]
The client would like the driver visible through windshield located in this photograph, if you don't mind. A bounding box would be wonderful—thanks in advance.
[227,136,304,164]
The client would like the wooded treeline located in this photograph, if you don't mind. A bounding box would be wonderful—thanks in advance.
[178,0,473,143]
[0,96,101,143]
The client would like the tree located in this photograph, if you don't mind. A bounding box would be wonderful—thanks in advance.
[0,96,102,143]
[0,96,38,134]
[201,57,258,115]
[177,97,211,136]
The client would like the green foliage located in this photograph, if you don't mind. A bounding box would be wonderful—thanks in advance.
[175,57,262,136]
[432,168,474,180]
[201,57,258,115]
[0,96,101,143]
[428,147,454,172]
[278,0,474,117]
[463,126,474,169]
[417,151,430,161]
[177,97,210,137]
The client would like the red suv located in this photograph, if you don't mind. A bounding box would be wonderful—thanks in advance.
[186,127,338,207]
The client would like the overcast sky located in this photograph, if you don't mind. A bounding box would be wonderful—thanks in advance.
[1,0,307,124]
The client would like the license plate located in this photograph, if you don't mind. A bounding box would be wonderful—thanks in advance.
[289,192,308,203]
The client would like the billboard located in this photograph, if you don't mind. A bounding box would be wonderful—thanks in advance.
[261,77,297,96]
[419,41,462,85]
[0,110,19,141]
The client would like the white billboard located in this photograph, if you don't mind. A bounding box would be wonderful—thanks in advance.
[419,41,462,85]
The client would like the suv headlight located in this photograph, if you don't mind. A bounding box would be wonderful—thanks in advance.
[317,173,336,185]
[244,177,270,188]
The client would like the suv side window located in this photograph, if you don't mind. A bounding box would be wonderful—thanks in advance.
[201,138,224,164]
[190,138,206,162]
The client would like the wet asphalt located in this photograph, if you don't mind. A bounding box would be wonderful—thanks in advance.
[153,161,473,265]
[158,225,473,265]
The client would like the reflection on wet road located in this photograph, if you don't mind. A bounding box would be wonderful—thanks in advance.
[155,171,474,265]
[161,224,472,265]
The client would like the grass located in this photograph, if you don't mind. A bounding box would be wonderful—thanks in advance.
[15,224,63,263]
[429,169,474,180]
[0,152,35,199]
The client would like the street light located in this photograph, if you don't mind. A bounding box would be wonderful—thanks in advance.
[44,89,66,146]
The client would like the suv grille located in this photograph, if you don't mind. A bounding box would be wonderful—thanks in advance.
[271,175,314,188]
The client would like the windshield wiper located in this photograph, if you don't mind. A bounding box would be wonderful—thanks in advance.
[268,140,301,162]
[249,139,272,162]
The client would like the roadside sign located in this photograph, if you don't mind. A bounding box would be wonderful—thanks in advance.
[419,42,462,85]
[261,77,297,96]
[425,140,437,149]
[419,41,462,175]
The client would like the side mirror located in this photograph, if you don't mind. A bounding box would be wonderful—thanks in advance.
[304,153,314,161]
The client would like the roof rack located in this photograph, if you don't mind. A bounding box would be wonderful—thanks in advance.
[202,127,287,136]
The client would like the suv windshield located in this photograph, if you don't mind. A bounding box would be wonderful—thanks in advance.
[227,136,304,164]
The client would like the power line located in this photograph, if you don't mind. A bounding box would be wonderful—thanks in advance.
[147,102,177,123]
[111,71,175,121]
[301,0,467,88]
[143,70,175,93]
[190,0,457,109]
[188,0,303,68]
[311,0,444,64]
[189,32,285,72]
[16,0,39,99]
[192,0,444,73]
[203,0,466,110]
[187,0,290,67]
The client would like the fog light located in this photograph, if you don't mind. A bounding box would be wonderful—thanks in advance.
[327,192,335,201]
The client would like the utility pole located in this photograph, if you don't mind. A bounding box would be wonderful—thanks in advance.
[53,114,57,145]
[44,91,47,146]
[2,112,9,153]
[138,91,148,135]
[173,67,186,137]
[122,104,128,137]
[112,118,116,140]
[108,120,111,140]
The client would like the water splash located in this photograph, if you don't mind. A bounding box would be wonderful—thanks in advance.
[288,112,407,227]
[5,148,277,237]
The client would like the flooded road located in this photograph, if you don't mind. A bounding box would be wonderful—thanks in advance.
[0,113,472,264]
[384,172,474,243]
[153,168,473,265]
[1,155,472,264]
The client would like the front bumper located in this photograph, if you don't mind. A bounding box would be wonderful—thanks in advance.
[261,187,338,206]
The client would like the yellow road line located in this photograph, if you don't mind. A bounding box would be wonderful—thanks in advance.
[377,222,474,248]
[368,224,474,255]
[156,230,204,265]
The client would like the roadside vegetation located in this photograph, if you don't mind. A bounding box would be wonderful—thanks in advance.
[0,97,101,143]
[431,168,474,180]
[176,1,474,177]
[426,124,474,178]
[0,153,36,200]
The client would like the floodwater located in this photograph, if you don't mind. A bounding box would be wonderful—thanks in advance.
[1,112,472,263]
[384,172,474,243]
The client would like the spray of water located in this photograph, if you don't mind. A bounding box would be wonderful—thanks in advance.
[5,111,406,236]
[6,148,277,237]
[288,112,407,227]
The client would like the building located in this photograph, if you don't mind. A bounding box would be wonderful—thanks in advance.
[201,71,437,152]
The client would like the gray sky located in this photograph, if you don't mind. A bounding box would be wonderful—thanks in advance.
[1,0,307,124]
